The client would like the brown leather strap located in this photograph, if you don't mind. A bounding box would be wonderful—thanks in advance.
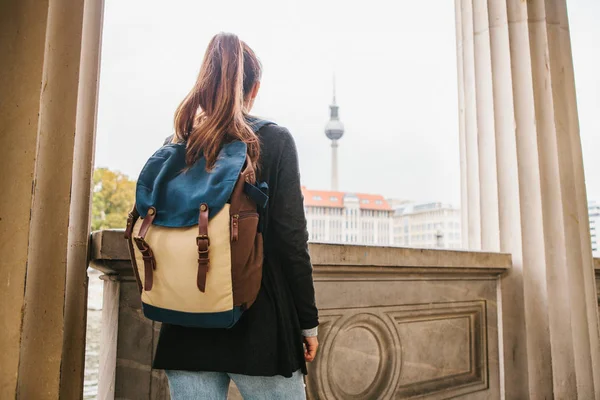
[125,205,143,292]
[138,207,156,238]
[124,205,140,240]
[197,203,210,292]
[134,207,157,291]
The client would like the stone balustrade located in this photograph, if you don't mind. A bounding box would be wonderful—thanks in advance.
[90,229,512,399]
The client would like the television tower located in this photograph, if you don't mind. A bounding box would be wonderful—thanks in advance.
[324,77,345,191]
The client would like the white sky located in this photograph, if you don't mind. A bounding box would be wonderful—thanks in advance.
[94,0,600,206]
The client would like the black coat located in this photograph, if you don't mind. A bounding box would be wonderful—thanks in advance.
[152,124,319,377]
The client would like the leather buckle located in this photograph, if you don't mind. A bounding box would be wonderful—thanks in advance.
[133,237,149,251]
[196,235,210,252]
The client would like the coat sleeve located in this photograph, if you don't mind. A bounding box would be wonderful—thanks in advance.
[268,129,319,330]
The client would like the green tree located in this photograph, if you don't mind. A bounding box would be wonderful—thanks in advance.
[92,168,136,231]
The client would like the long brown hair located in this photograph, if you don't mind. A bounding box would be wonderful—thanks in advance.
[174,33,262,169]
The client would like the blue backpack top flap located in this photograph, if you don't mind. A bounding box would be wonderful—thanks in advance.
[135,140,247,227]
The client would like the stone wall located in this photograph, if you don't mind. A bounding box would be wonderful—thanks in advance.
[306,245,507,399]
[90,230,511,399]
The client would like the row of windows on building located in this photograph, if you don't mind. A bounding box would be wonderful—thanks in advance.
[394,227,461,236]
[310,231,365,244]
[310,219,390,233]
[406,209,453,218]
[311,195,384,205]
[396,221,461,232]
[310,233,390,245]
[306,207,391,218]
[394,238,464,249]
[308,218,391,244]
[311,219,342,242]
[397,232,461,242]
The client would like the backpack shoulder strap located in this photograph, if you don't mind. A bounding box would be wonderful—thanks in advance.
[246,116,276,132]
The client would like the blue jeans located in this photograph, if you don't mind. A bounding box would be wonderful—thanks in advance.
[165,369,306,400]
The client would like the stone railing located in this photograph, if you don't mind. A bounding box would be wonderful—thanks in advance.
[90,230,511,400]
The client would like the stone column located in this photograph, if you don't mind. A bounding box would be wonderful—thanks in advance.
[456,0,600,398]
[0,1,50,396]
[454,0,469,250]
[0,0,86,398]
[61,1,105,398]
[458,0,482,251]
[97,276,120,400]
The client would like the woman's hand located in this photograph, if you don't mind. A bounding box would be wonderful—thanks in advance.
[303,336,319,362]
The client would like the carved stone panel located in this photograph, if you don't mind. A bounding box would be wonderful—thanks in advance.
[308,313,401,399]
[307,301,488,399]
[391,301,487,398]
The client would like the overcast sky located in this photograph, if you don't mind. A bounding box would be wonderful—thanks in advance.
[94,0,600,206]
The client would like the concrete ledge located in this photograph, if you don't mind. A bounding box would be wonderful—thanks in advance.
[91,230,129,261]
[310,243,510,278]
[90,230,511,278]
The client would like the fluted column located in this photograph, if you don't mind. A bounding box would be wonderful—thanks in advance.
[459,0,482,251]
[456,0,600,398]
[17,0,86,397]
[454,0,469,249]
[0,0,88,398]
[0,1,51,396]
[60,1,105,398]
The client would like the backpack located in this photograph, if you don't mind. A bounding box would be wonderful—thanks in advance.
[124,118,273,328]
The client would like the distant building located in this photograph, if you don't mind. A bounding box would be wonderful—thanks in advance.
[387,198,411,209]
[393,202,462,249]
[589,201,600,255]
[303,187,394,245]
[306,81,395,246]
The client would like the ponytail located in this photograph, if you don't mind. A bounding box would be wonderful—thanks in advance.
[174,33,260,169]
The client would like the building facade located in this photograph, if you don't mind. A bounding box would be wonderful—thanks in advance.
[303,187,394,246]
[589,201,600,255]
[393,202,462,249]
